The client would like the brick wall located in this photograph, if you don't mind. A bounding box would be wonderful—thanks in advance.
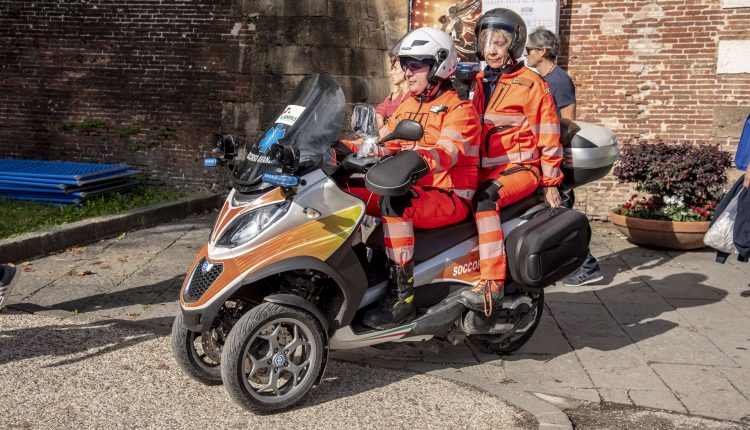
[0,0,395,189]
[2,1,748,218]
[559,0,750,218]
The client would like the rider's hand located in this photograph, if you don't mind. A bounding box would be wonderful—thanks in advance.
[744,170,750,189]
[543,186,562,208]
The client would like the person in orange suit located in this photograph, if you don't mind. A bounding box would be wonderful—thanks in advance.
[459,9,563,316]
[343,27,481,329]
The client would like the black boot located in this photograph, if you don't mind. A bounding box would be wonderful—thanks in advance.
[459,280,504,317]
[363,260,416,329]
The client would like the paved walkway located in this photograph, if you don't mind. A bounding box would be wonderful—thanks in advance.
[3,216,750,427]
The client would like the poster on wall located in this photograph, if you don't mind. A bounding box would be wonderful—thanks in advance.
[409,0,483,61]
[481,0,559,34]
[408,0,559,62]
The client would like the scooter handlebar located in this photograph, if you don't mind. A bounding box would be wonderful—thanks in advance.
[342,153,378,174]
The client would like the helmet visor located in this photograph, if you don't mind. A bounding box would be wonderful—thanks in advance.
[477,28,512,59]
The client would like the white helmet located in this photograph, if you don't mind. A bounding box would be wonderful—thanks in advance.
[394,27,458,82]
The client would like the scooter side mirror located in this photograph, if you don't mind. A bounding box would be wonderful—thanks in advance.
[213,134,238,160]
[351,104,378,139]
[380,119,423,143]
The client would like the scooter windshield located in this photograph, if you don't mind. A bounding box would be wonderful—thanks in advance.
[234,75,345,192]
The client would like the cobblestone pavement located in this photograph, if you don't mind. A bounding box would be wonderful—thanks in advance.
[3,215,750,428]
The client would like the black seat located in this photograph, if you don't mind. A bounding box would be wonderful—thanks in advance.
[365,193,545,263]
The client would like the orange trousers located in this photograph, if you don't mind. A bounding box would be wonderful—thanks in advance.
[347,185,470,265]
[473,166,540,282]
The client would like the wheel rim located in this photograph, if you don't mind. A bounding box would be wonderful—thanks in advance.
[239,317,317,404]
[189,331,220,370]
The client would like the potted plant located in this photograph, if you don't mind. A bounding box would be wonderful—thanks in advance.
[610,141,732,250]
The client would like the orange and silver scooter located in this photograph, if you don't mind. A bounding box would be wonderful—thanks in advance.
[171,75,617,412]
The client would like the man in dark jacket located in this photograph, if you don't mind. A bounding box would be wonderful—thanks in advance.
[526,28,604,286]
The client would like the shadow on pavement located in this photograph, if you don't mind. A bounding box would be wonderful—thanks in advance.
[0,314,174,367]
[502,271,727,361]
[16,275,183,315]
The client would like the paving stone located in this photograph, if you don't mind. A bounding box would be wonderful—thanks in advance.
[622,325,737,367]
[717,367,750,400]
[502,353,594,391]
[651,363,750,421]
[628,389,687,413]
[574,344,667,391]
[546,301,633,351]
[502,309,573,356]
[689,323,750,368]
[545,284,601,304]
[598,388,632,404]
[643,272,728,301]
[456,363,509,382]
[670,299,749,325]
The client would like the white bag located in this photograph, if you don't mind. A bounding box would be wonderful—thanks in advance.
[704,192,740,253]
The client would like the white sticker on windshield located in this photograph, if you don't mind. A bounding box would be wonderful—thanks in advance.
[275,105,306,126]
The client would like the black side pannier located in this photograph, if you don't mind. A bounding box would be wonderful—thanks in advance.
[505,207,591,289]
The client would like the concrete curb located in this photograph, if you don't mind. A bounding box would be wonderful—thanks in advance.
[409,364,574,430]
[0,192,224,263]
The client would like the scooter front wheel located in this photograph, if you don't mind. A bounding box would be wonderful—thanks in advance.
[170,312,223,385]
[221,302,326,413]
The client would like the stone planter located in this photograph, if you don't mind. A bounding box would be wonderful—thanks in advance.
[609,212,710,250]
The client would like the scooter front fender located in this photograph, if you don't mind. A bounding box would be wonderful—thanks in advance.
[179,251,365,333]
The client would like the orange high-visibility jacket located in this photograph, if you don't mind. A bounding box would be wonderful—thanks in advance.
[348,88,481,200]
[471,66,563,187]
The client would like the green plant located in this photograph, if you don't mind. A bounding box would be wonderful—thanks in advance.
[157,127,177,140]
[77,119,107,133]
[0,186,187,239]
[612,141,731,221]
[116,124,141,139]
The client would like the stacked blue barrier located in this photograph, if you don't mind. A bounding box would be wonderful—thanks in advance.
[0,159,140,205]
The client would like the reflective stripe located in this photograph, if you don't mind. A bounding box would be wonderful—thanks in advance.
[482,150,539,167]
[479,241,505,259]
[483,113,526,127]
[541,145,564,158]
[426,148,443,173]
[476,214,502,234]
[465,144,480,157]
[440,127,463,141]
[436,139,459,165]
[386,246,414,265]
[531,123,561,136]
[453,189,475,200]
[383,221,413,239]
[542,165,562,179]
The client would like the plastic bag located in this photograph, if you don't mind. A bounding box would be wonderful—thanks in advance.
[357,136,380,159]
[704,192,740,253]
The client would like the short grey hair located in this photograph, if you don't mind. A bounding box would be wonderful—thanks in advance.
[528,28,559,60]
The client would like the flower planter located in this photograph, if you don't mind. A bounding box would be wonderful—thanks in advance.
[609,212,710,250]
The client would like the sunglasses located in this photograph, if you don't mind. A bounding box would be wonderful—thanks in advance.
[399,58,432,72]
[525,46,541,54]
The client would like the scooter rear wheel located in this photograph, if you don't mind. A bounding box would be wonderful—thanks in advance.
[468,290,544,354]
[170,312,223,385]
[221,302,326,413]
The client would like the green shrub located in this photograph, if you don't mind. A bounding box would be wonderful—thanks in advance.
[612,141,732,221]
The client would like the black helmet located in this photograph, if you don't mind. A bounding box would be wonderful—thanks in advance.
[474,8,527,61]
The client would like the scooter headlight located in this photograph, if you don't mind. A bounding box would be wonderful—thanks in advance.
[216,202,290,248]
